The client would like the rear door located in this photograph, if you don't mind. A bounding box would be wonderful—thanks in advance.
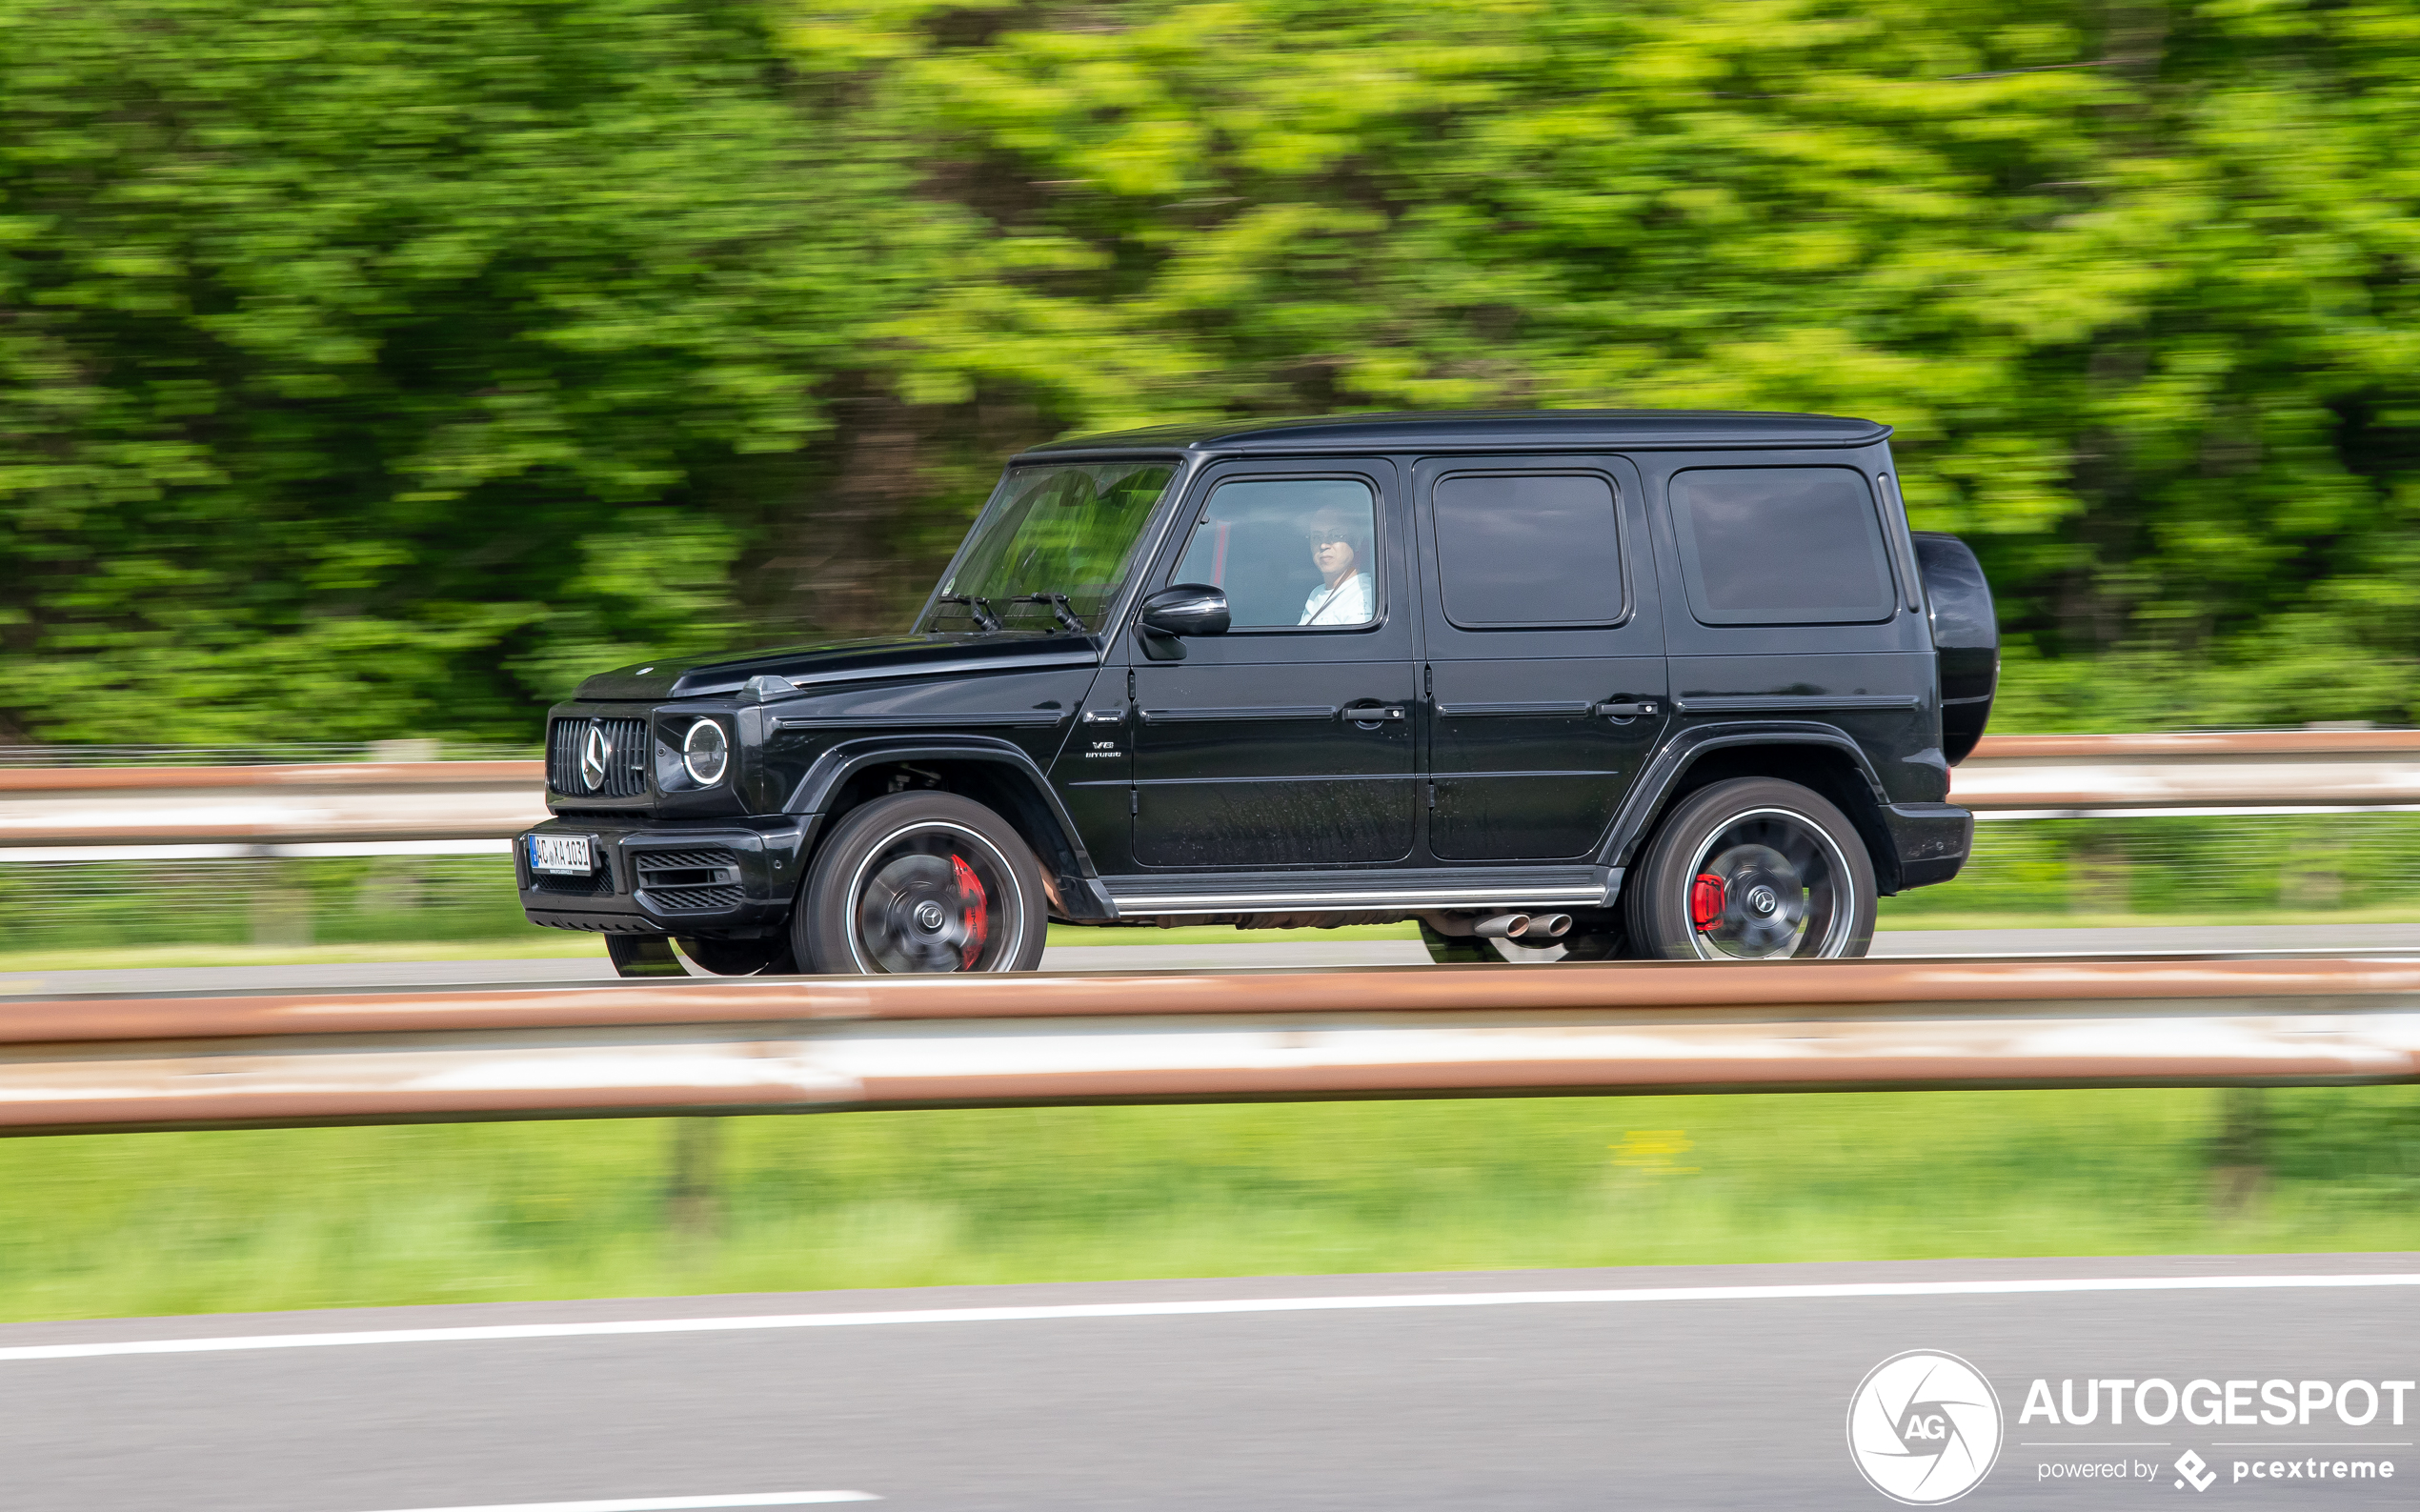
[1127,459,1419,869]
[1413,454,1669,861]
[1644,451,1934,771]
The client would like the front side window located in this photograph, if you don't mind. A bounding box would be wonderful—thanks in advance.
[1171,477,1379,630]
[921,461,1179,634]
[1669,466,1897,625]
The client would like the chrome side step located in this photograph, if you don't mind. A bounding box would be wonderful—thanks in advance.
[1100,866,1617,917]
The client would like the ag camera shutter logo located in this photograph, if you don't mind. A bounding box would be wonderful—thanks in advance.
[1847,1350,2005,1504]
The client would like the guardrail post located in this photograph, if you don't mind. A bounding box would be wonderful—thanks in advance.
[665,1117,723,1246]
[2211,1086,2269,1217]
[248,863,313,948]
[2069,831,2130,917]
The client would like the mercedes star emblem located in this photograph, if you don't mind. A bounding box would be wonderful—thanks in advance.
[579,722,610,792]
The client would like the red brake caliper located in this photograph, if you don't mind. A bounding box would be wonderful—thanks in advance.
[951,856,990,969]
[1689,873,1727,932]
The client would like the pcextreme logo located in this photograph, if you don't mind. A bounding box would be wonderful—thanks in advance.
[1847,1350,2006,1505]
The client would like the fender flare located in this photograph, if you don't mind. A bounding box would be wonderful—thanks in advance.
[1598,721,1893,875]
[783,735,1112,917]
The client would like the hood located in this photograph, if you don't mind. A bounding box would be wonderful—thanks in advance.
[575,634,1102,702]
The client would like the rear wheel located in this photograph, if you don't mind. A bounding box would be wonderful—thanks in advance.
[793,792,1048,975]
[1624,777,1875,961]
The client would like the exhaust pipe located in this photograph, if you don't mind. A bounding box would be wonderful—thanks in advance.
[1534,913,1573,938]
[1472,913,1532,939]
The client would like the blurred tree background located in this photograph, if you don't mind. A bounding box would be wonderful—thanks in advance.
[3,0,2416,744]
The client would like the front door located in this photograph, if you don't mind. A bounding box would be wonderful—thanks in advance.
[1129,461,1418,869]
[1414,455,1669,860]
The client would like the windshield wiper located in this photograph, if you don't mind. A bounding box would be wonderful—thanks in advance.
[936,594,1002,633]
[1005,592,1088,634]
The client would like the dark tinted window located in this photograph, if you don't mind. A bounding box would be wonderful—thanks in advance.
[1432,473,1623,628]
[1670,467,1895,625]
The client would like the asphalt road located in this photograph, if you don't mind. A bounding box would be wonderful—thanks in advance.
[5,1255,2416,1511]
[9,922,2420,998]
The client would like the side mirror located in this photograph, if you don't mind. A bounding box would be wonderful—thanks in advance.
[1139,584,1230,638]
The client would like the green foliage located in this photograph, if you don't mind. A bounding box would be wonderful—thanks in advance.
[2,1087,2414,1320]
[0,0,895,740]
[1880,812,2420,918]
[5,0,2420,739]
[793,0,2420,727]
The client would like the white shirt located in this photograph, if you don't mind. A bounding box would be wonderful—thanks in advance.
[1300,572,1374,626]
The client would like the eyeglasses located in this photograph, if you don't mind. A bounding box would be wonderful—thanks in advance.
[1304,532,1353,547]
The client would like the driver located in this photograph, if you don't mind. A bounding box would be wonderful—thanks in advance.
[1299,508,1374,626]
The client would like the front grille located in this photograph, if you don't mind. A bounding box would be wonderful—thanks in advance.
[647,885,744,912]
[547,716,649,797]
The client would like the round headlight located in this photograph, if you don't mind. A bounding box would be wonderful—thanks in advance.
[682,718,729,786]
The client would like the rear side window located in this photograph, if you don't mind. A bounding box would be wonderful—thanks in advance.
[1431,472,1625,628]
[1669,467,1896,625]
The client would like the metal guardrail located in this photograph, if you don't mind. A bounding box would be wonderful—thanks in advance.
[0,760,545,858]
[1953,731,2420,817]
[4,958,2416,1134]
[5,732,2420,858]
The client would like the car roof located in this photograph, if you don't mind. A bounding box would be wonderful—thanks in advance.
[1018,409,1889,457]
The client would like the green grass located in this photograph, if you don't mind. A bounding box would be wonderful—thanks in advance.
[0,936,607,975]
[1872,903,2420,931]
[5,1086,2417,1323]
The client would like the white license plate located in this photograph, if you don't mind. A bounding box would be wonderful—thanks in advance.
[529,835,594,875]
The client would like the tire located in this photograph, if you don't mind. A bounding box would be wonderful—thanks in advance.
[1418,919,1628,964]
[1624,777,1876,961]
[792,792,1049,975]
[675,935,798,976]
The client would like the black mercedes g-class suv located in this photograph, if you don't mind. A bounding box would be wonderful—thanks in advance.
[519,411,1996,976]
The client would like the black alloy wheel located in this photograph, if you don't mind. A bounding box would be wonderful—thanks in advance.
[1625,777,1876,961]
[794,792,1049,975]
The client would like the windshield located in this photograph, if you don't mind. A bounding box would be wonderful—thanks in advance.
[919,460,1179,634]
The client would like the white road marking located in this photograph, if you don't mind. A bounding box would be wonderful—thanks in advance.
[354,1496,876,1512]
[4,1273,2414,1364]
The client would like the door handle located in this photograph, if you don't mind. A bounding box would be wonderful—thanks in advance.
[1080,708,1126,725]
[1596,699,1660,719]
[1345,705,1406,724]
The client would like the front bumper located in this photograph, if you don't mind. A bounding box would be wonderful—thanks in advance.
[516,815,815,937]
[1885,801,1974,891]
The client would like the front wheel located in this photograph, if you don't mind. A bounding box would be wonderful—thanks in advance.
[793,792,1049,975]
[1624,777,1876,961]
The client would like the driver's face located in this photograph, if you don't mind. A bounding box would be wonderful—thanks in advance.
[1309,532,1356,578]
